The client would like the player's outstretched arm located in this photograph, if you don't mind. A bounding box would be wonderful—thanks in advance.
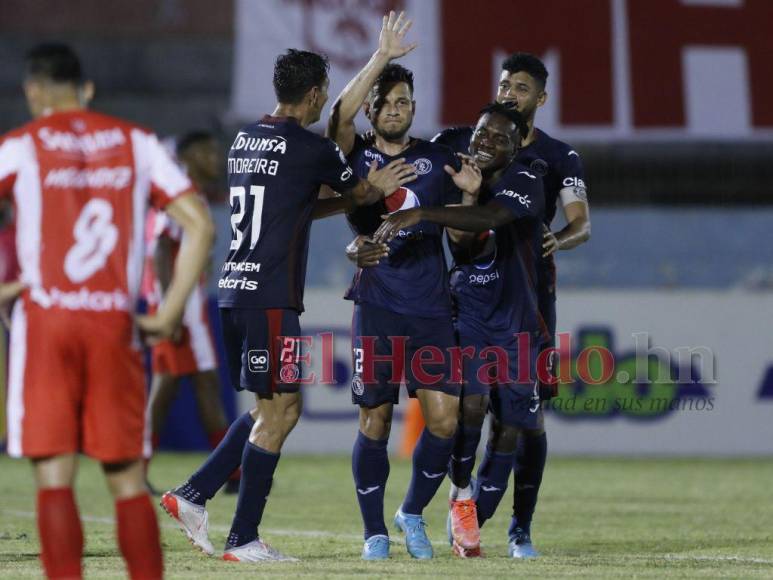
[346,235,389,268]
[326,10,416,155]
[373,203,513,243]
[543,200,591,257]
[136,193,214,340]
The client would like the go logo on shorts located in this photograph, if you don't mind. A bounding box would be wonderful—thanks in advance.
[248,349,270,373]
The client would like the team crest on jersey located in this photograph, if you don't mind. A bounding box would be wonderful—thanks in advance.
[294,0,402,68]
[351,374,365,396]
[280,363,300,383]
[530,158,548,176]
[413,158,432,175]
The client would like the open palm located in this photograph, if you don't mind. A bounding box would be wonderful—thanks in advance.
[378,10,417,59]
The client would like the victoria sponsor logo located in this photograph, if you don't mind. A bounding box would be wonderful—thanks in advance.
[38,127,125,154]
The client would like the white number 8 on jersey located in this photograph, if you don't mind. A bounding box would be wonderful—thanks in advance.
[64,198,119,283]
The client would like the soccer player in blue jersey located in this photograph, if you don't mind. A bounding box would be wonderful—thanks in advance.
[375,103,546,558]
[326,12,481,560]
[433,53,591,558]
[161,48,394,563]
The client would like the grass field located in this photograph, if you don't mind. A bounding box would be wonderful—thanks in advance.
[1,454,773,578]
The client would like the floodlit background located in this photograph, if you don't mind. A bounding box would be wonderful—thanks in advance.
[1,0,772,456]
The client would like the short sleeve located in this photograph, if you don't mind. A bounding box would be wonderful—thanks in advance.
[557,147,588,205]
[131,129,194,209]
[316,137,358,192]
[490,170,543,220]
[0,136,21,199]
[431,127,473,155]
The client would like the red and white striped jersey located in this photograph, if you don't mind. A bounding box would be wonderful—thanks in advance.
[0,109,193,313]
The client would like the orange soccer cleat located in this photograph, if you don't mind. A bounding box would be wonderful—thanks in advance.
[448,498,481,557]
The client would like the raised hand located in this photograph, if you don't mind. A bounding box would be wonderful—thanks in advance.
[377,10,417,60]
[367,158,417,197]
[444,155,482,195]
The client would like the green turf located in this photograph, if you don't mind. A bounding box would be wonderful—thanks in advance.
[1,453,772,578]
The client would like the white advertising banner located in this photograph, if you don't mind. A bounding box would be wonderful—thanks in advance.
[236,289,773,456]
[231,0,773,141]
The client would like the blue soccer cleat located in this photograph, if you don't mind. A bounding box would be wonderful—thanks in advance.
[508,528,539,559]
[394,507,433,559]
[361,534,390,560]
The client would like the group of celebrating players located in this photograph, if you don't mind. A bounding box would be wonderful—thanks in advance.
[0,9,589,578]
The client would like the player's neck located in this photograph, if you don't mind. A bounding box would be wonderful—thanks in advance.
[39,98,85,117]
[271,104,306,126]
[521,119,538,148]
[373,134,411,157]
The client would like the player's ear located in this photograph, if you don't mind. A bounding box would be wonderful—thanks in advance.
[411,100,416,115]
[363,101,372,121]
[79,80,95,106]
[537,90,547,109]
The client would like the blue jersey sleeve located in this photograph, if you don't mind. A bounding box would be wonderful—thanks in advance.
[557,146,587,200]
[431,126,473,155]
[316,137,358,191]
[490,170,543,220]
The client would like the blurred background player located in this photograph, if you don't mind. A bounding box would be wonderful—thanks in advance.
[143,131,240,494]
[328,11,480,561]
[0,43,214,579]
[160,48,388,563]
[433,52,591,558]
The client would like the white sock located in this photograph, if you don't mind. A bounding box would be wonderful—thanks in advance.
[450,483,473,501]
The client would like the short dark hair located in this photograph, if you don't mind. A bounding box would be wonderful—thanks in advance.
[273,49,330,104]
[25,43,83,84]
[501,52,548,89]
[371,63,414,99]
[479,102,529,141]
[176,130,216,157]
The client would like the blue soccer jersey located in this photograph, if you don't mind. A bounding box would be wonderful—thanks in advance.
[344,135,461,318]
[218,115,358,311]
[449,161,546,340]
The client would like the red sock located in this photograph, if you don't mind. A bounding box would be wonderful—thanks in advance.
[37,488,83,579]
[116,494,163,580]
[207,428,227,450]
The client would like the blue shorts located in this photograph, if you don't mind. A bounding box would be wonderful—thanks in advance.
[219,307,302,397]
[458,324,542,430]
[537,279,558,399]
[350,302,460,408]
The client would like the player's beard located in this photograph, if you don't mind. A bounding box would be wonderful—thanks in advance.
[375,118,411,141]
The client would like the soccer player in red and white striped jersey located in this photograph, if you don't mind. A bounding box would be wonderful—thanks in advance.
[0,43,214,579]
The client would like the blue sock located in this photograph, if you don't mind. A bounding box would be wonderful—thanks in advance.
[402,428,455,515]
[352,431,390,539]
[449,424,482,489]
[179,412,254,505]
[227,443,280,547]
[509,432,547,537]
[475,446,514,527]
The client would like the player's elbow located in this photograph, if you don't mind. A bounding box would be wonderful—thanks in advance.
[191,212,216,249]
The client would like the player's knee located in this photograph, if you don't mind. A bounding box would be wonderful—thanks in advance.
[522,427,545,438]
[490,424,520,454]
[460,394,488,429]
[426,413,458,439]
[359,407,392,440]
[281,399,302,433]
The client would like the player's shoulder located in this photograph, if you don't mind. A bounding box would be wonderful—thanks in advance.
[412,137,457,161]
[534,128,581,162]
[502,160,542,187]
[432,126,473,141]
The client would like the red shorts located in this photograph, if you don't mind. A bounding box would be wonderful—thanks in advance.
[6,299,146,463]
[149,284,217,377]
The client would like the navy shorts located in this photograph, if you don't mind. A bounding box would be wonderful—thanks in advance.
[458,323,542,430]
[219,307,302,397]
[538,282,558,399]
[350,302,460,408]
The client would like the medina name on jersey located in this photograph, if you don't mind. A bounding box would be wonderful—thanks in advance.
[219,116,357,311]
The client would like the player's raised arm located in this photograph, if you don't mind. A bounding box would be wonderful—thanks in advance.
[326,10,416,154]
[137,193,214,339]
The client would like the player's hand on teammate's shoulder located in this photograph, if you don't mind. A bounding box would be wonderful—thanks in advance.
[377,10,417,60]
[373,208,423,243]
[445,154,482,196]
[367,158,417,197]
[345,235,389,268]
[542,224,560,257]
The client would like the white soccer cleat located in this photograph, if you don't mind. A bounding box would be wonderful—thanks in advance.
[222,539,298,562]
[160,491,214,556]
